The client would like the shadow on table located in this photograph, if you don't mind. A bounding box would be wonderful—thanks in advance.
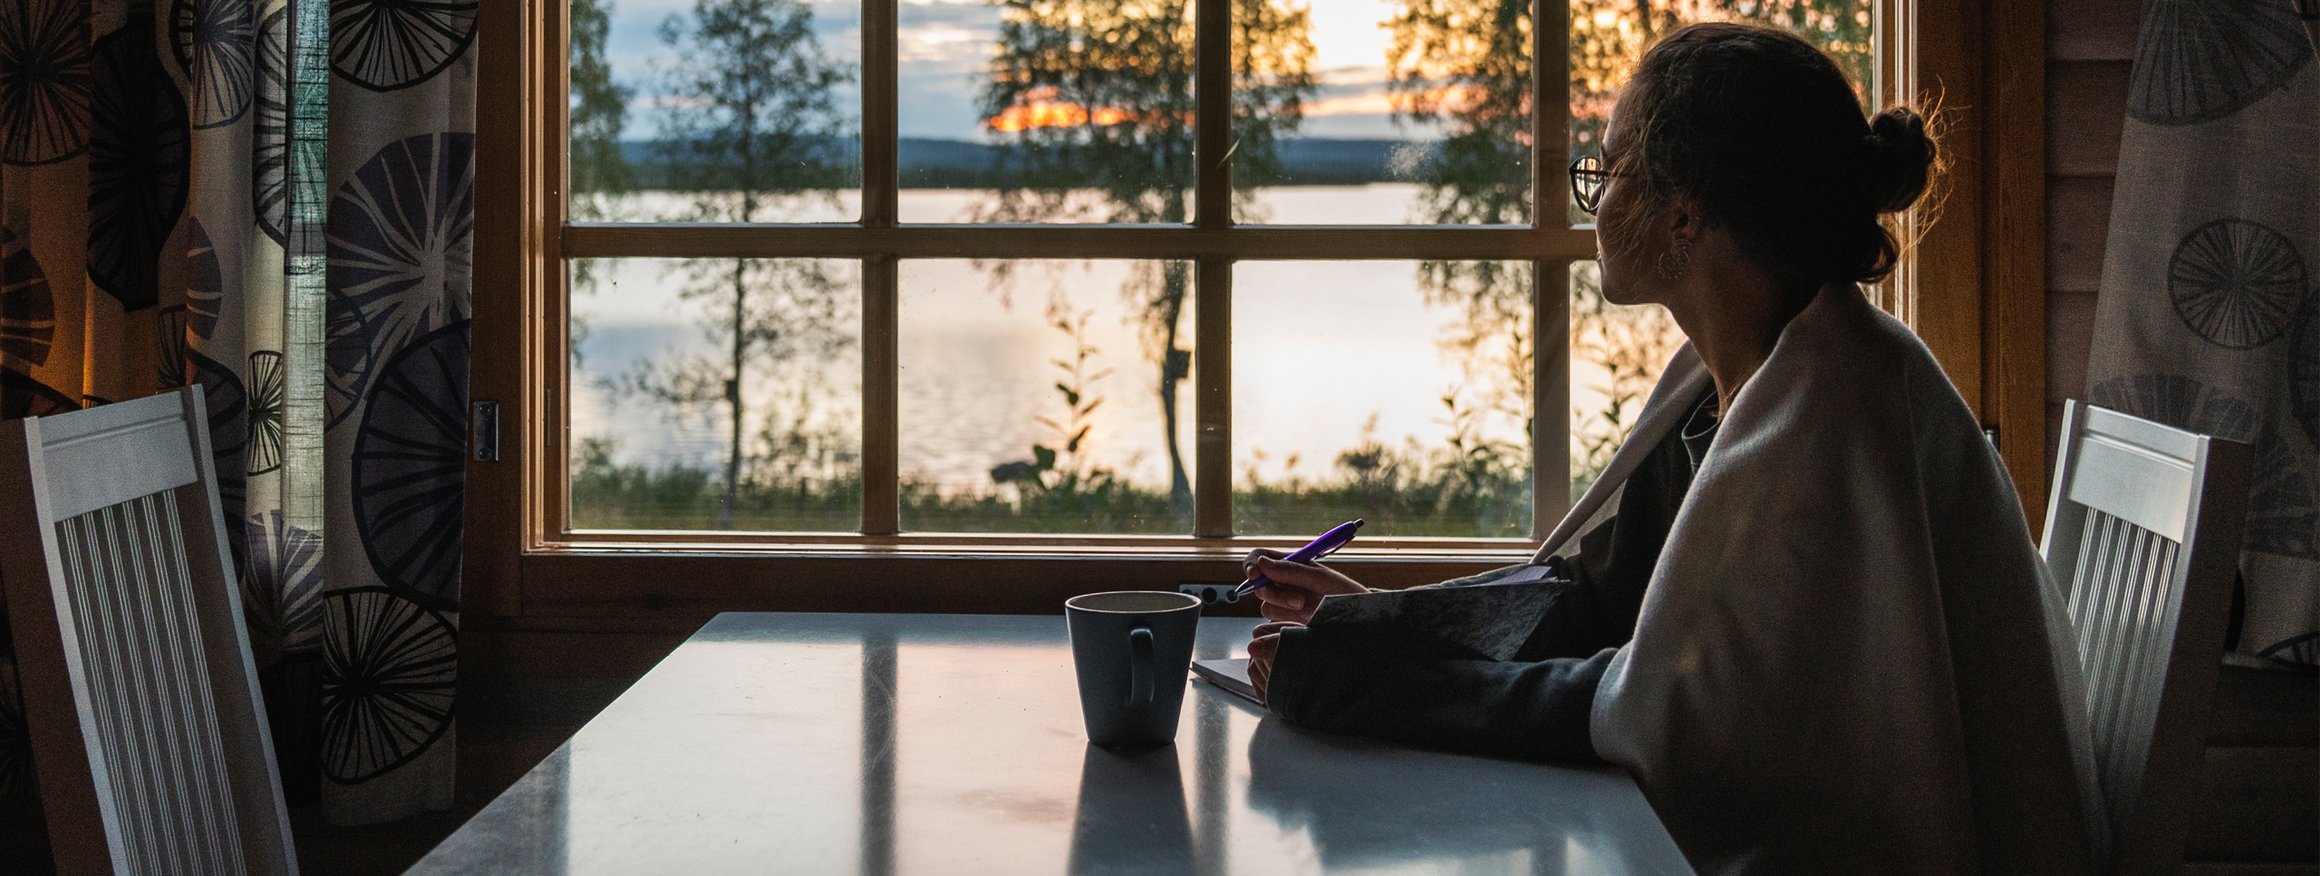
[1067,743,1195,875]
[1243,719,1660,874]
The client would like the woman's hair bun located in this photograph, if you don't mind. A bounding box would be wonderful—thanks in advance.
[1864,107,1935,214]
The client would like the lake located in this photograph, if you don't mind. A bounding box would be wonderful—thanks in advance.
[569,185,1656,496]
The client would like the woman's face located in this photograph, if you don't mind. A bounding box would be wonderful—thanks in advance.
[1593,89,1665,307]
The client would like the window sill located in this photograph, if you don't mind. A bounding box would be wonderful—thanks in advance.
[504,542,1536,619]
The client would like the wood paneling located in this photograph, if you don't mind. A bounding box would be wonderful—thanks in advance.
[1982,0,2049,515]
[2047,61,2131,177]
[2046,287,2098,406]
[2046,0,2140,61]
[2045,176,2115,293]
[466,0,531,619]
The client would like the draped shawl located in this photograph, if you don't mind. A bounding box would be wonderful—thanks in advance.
[1562,286,2101,873]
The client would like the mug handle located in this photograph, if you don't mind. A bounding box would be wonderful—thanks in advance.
[1127,627,1155,706]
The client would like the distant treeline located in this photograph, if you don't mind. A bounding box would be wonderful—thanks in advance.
[613,137,1445,189]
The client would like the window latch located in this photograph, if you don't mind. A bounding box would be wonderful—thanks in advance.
[473,400,501,462]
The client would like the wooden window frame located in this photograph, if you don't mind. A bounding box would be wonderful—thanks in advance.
[467,0,2044,620]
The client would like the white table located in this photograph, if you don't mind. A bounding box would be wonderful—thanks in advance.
[414,612,1691,874]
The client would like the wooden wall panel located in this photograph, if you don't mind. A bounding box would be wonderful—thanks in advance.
[2045,0,2139,61]
[2044,177,2114,294]
[2046,61,2130,177]
[2044,287,2098,469]
[2043,290,2096,407]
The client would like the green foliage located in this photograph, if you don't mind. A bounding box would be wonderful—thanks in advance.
[976,0,1319,521]
[568,0,635,214]
[1568,264,1682,497]
[982,307,1137,528]
[1390,0,1872,496]
[571,0,1875,536]
[652,0,856,201]
[565,0,632,361]
[572,434,1531,536]
[572,437,865,531]
[621,0,861,528]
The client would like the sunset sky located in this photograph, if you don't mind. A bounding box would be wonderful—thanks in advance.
[600,0,1428,141]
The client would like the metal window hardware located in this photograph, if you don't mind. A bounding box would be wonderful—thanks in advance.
[473,400,500,462]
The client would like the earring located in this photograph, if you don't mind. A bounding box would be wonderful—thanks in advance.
[1655,242,1692,282]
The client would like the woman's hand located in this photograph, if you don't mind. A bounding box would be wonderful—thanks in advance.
[1242,550,1370,625]
[1247,620,1301,702]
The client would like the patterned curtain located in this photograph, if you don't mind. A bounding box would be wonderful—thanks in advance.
[0,0,474,828]
[2086,0,2318,668]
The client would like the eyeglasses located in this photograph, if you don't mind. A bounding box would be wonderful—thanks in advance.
[1568,154,1621,214]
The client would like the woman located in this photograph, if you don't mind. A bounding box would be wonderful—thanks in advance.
[1243,23,2100,874]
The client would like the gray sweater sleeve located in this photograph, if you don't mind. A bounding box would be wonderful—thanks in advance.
[1263,389,1704,763]
[1266,622,1618,763]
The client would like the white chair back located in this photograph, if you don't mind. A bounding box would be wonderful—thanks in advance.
[0,388,296,875]
[2040,400,2251,874]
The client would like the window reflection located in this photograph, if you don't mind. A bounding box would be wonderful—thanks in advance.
[562,638,865,874]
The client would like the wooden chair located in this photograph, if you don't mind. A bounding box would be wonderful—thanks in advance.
[2040,400,2252,875]
[0,388,296,874]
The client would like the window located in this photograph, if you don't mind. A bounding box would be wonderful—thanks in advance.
[476,0,2028,609]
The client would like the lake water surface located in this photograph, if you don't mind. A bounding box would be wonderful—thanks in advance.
[570,185,1648,494]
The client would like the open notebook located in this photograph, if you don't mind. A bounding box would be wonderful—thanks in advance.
[1191,658,1262,705]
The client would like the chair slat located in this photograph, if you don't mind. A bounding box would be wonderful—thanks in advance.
[2040,400,2251,873]
[2064,434,2194,542]
[40,417,199,520]
[0,388,293,875]
[58,494,247,875]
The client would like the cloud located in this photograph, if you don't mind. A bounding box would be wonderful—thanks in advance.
[899,0,1000,27]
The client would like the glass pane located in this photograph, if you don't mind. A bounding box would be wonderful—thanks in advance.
[569,258,863,531]
[896,1,1196,224]
[1235,1,1531,226]
[899,260,1195,534]
[1567,260,1681,498]
[1233,261,1532,538]
[567,0,862,223]
[1565,1,1878,225]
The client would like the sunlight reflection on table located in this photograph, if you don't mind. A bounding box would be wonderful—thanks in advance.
[419,614,1685,875]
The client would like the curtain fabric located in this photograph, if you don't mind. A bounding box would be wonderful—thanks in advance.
[2086,0,2318,668]
[0,0,475,827]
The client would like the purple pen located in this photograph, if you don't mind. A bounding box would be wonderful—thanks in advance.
[1235,518,1364,598]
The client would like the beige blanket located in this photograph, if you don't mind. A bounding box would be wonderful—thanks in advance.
[1551,286,2102,873]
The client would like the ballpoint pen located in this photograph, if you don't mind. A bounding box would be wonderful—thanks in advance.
[1234,518,1364,598]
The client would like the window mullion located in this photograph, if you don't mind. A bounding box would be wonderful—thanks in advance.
[1193,0,1229,229]
[1194,259,1231,538]
[1192,0,1231,537]
[1534,0,1569,231]
[862,0,898,228]
[1533,0,1574,537]
[1535,259,1572,539]
[859,0,899,534]
[863,258,899,535]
